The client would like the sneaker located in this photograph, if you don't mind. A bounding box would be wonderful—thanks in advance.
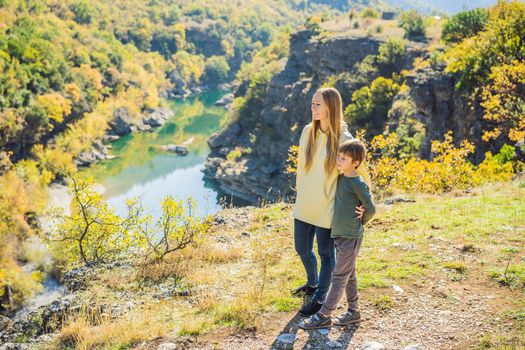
[333,309,361,326]
[299,299,323,316]
[291,284,317,297]
[299,312,332,330]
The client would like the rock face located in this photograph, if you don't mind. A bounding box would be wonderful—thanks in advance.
[405,64,491,162]
[143,107,174,128]
[204,31,420,203]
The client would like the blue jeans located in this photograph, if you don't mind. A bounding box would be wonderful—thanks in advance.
[294,218,335,302]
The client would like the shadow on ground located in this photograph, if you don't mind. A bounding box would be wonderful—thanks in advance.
[269,295,360,349]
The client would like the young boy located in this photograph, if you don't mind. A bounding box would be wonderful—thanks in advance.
[299,139,376,329]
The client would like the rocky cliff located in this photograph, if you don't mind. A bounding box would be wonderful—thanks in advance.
[204,31,423,203]
[406,64,501,162]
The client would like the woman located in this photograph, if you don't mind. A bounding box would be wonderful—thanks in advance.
[292,87,371,316]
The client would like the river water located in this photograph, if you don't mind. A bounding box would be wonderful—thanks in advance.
[80,90,232,219]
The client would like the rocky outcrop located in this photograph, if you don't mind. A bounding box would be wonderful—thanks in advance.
[185,21,224,58]
[108,107,135,136]
[107,107,173,138]
[164,70,203,99]
[214,93,234,108]
[158,144,189,155]
[75,139,113,167]
[204,30,422,203]
[0,261,132,344]
[405,64,494,163]
[75,107,174,167]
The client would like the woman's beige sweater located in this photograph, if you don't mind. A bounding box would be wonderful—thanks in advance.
[292,123,372,229]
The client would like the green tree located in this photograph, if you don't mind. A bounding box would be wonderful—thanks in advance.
[345,77,400,136]
[446,1,525,143]
[203,55,230,85]
[162,5,182,25]
[70,1,95,25]
[442,8,489,43]
[398,10,426,39]
[446,0,525,88]
[377,37,406,73]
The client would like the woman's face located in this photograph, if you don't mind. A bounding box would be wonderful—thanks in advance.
[311,92,329,122]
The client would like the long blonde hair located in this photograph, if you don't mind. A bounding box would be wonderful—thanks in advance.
[304,87,343,176]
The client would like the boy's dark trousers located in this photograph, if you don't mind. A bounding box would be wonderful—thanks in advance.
[320,237,363,316]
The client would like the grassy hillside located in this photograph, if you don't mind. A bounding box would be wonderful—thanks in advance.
[39,179,525,349]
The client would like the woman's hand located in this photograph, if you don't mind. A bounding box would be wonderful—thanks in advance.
[355,205,365,220]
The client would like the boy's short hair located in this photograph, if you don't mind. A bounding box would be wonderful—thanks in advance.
[339,139,366,167]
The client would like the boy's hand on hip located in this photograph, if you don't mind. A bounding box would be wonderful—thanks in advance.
[355,205,365,220]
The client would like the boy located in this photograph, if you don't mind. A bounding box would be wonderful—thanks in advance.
[299,139,376,329]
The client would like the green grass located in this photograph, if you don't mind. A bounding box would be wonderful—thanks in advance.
[489,265,525,290]
[372,294,394,311]
[271,296,302,312]
[442,261,467,273]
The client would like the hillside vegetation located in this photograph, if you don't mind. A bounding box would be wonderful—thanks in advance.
[37,179,525,349]
[0,0,312,314]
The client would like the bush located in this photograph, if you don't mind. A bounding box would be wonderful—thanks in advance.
[131,196,210,262]
[47,174,211,267]
[227,148,242,162]
[442,8,489,43]
[367,131,516,194]
[45,175,136,267]
[344,77,400,136]
[377,37,406,72]
[480,61,525,143]
[398,10,426,39]
[361,8,379,19]
[305,15,322,34]
[203,56,230,85]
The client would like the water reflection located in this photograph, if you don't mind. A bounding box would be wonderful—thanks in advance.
[81,90,233,218]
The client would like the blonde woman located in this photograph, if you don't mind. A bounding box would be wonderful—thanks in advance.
[292,87,372,316]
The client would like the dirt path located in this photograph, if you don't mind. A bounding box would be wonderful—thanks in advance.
[144,278,521,350]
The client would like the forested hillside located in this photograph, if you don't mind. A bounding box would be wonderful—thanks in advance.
[0,0,315,315]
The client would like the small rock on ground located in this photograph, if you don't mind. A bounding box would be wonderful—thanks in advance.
[276,333,296,344]
[157,343,178,350]
[316,328,330,335]
[327,340,343,348]
[403,345,420,350]
[361,341,386,350]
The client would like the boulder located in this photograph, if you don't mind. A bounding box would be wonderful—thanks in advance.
[159,145,189,155]
[108,107,134,136]
[214,93,234,107]
[143,108,174,127]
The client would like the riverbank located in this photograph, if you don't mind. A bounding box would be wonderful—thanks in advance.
[0,88,236,341]
[2,179,523,349]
